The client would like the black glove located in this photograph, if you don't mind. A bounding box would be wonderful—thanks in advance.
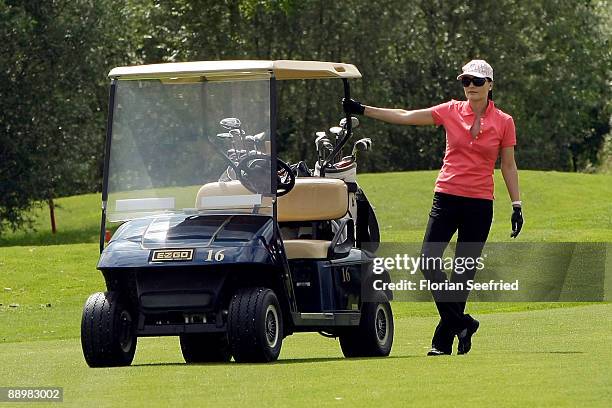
[510,206,523,238]
[342,98,365,115]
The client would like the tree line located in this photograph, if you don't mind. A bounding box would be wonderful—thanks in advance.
[1,0,610,233]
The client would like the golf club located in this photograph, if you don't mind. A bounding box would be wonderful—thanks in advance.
[220,117,241,130]
[252,131,265,153]
[315,131,328,163]
[329,126,343,156]
[244,135,257,153]
[322,140,334,161]
[339,116,360,130]
[216,132,237,152]
[228,128,245,150]
[352,137,372,157]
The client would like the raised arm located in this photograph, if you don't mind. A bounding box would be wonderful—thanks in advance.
[364,106,435,126]
[343,98,435,126]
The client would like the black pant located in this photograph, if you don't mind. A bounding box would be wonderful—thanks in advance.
[420,192,493,353]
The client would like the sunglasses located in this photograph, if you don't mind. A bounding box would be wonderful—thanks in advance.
[461,76,487,87]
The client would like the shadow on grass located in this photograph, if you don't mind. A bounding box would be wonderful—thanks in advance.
[131,355,419,367]
[274,355,420,364]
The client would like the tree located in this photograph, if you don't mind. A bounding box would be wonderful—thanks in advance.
[1,0,610,234]
[131,0,610,171]
[0,0,136,234]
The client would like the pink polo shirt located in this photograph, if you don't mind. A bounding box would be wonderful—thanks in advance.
[430,100,516,200]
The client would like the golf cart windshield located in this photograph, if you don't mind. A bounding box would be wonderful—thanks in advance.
[107,76,272,222]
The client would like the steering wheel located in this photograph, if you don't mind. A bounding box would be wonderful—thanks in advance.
[275,160,296,196]
[236,154,296,197]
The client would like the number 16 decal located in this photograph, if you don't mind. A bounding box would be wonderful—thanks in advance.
[341,267,351,282]
[205,249,225,261]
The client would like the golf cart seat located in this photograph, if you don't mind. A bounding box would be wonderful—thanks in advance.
[279,178,348,259]
[195,180,274,210]
[195,178,349,259]
[283,239,331,259]
[195,178,347,220]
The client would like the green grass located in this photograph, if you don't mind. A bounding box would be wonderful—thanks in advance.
[0,170,610,406]
[1,304,610,407]
[2,170,611,246]
[0,244,594,343]
[358,170,612,242]
[0,244,102,343]
[0,193,102,247]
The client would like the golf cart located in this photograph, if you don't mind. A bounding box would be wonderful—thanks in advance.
[81,60,393,366]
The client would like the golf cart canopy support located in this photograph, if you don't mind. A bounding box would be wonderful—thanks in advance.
[108,60,362,81]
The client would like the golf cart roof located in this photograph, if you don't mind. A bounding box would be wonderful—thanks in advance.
[108,60,362,81]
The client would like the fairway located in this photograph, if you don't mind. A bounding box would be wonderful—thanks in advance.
[2,170,612,246]
[1,170,611,406]
[1,304,610,407]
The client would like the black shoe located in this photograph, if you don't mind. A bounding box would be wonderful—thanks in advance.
[427,347,451,356]
[457,319,479,355]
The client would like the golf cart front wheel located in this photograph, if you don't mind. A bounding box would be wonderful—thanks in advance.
[81,291,137,367]
[228,287,283,363]
[180,333,231,363]
[339,292,393,358]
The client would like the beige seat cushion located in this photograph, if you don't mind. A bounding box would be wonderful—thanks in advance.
[195,178,348,222]
[284,239,331,259]
[278,178,347,222]
[195,180,272,209]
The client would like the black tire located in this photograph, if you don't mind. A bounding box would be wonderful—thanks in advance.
[339,292,393,358]
[81,291,137,367]
[179,333,231,363]
[228,287,283,363]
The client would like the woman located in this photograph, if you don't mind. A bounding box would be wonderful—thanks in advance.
[343,59,523,356]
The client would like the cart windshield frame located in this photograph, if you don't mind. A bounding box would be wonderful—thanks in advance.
[105,74,274,223]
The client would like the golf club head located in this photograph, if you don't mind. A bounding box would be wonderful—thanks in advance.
[354,138,372,151]
[227,148,240,163]
[322,141,334,151]
[220,117,241,130]
[339,116,360,129]
[315,132,327,150]
[329,126,343,136]
[353,141,365,152]
[228,129,242,138]
[352,137,372,156]
[319,140,335,164]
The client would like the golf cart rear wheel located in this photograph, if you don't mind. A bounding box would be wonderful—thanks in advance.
[179,333,231,363]
[81,291,137,367]
[339,292,393,358]
[228,287,283,363]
